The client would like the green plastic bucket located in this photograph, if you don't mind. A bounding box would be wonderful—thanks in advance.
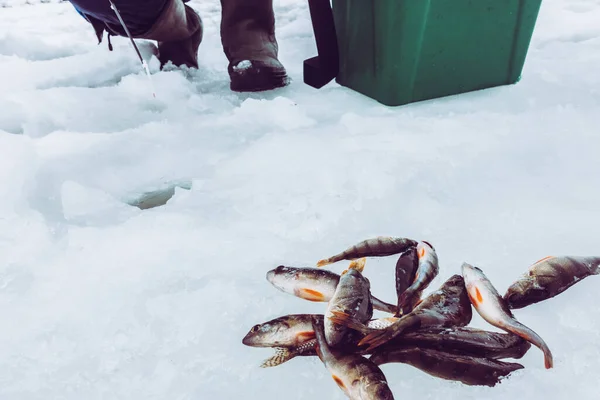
[304,0,543,107]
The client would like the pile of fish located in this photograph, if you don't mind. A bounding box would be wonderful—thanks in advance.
[242,237,600,398]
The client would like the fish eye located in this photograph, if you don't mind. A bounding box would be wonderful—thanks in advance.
[275,265,287,273]
[251,324,260,333]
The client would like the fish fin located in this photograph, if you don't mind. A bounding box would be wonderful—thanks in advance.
[349,258,367,273]
[358,316,413,351]
[296,331,316,341]
[260,348,296,368]
[316,258,332,268]
[331,375,347,391]
[475,287,483,303]
[296,288,326,302]
[358,329,395,352]
[329,311,373,334]
[532,256,555,265]
[467,286,484,307]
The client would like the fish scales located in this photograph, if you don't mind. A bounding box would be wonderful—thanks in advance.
[504,256,600,309]
[370,347,524,387]
[378,327,531,360]
[397,241,439,315]
[317,237,418,267]
[358,274,473,351]
[266,265,398,314]
[312,316,394,400]
[462,262,554,369]
[325,269,373,348]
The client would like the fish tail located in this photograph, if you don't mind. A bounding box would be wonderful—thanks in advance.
[349,257,367,272]
[328,311,374,335]
[318,241,367,267]
[341,257,367,275]
[358,315,418,352]
[317,249,357,267]
[505,320,554,369]
[316,258,333,267]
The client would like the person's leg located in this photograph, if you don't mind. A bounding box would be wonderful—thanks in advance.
[220,0,289,92]
[69,0,202,68]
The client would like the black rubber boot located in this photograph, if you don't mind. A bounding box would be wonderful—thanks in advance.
[138,0,203,69]
[220,0,289,92]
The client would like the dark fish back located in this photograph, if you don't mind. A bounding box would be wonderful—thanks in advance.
[395,247,419,314]
[383,327,531,360]
[370,348,524,387]
[505,256,600,309]
[323,237,417,264]
[414,274,473,327]
[326,270,374,348]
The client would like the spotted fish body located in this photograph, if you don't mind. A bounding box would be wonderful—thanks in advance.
[462,263,554,369]
[325,269,373,348]
[267,266,339,302]
[394,247,420,316]
[358,274,473,351]
[377,327,531,360]
[266,265,397,314]
[370,347,524,387]
[242,314,321,368]
[397,241,439,316]
[312,316,395,400]
[317,236,418,267]
[242,314,319,348]
[504,256,600,309]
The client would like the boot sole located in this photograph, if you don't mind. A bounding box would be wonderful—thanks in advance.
[230,69,290,92]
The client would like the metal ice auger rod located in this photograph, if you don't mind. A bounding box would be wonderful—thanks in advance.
[108,0,156,98]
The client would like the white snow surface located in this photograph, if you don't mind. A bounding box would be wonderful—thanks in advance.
[1,0,600,399]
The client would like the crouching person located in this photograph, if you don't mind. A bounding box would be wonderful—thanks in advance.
[68,0,289,92]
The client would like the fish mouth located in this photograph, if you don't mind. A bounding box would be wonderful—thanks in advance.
[242,332,270,347]
[266,269,277,284]
[504,283,545,308]
[421,240,435,250]
[242,332,256,346]
[461,263,482,280]
[503,291,523,306]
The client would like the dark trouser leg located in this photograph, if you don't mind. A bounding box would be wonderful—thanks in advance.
[220,0,289,91]
[68,0,169,36]
[69,0,202,69]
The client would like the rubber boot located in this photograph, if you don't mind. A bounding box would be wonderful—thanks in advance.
[138,0,203,69]
[220,0,289,92]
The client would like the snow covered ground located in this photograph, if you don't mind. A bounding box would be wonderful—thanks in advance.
[1,0,599,398]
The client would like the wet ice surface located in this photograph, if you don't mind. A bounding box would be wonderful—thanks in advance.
[1,0,600,399]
